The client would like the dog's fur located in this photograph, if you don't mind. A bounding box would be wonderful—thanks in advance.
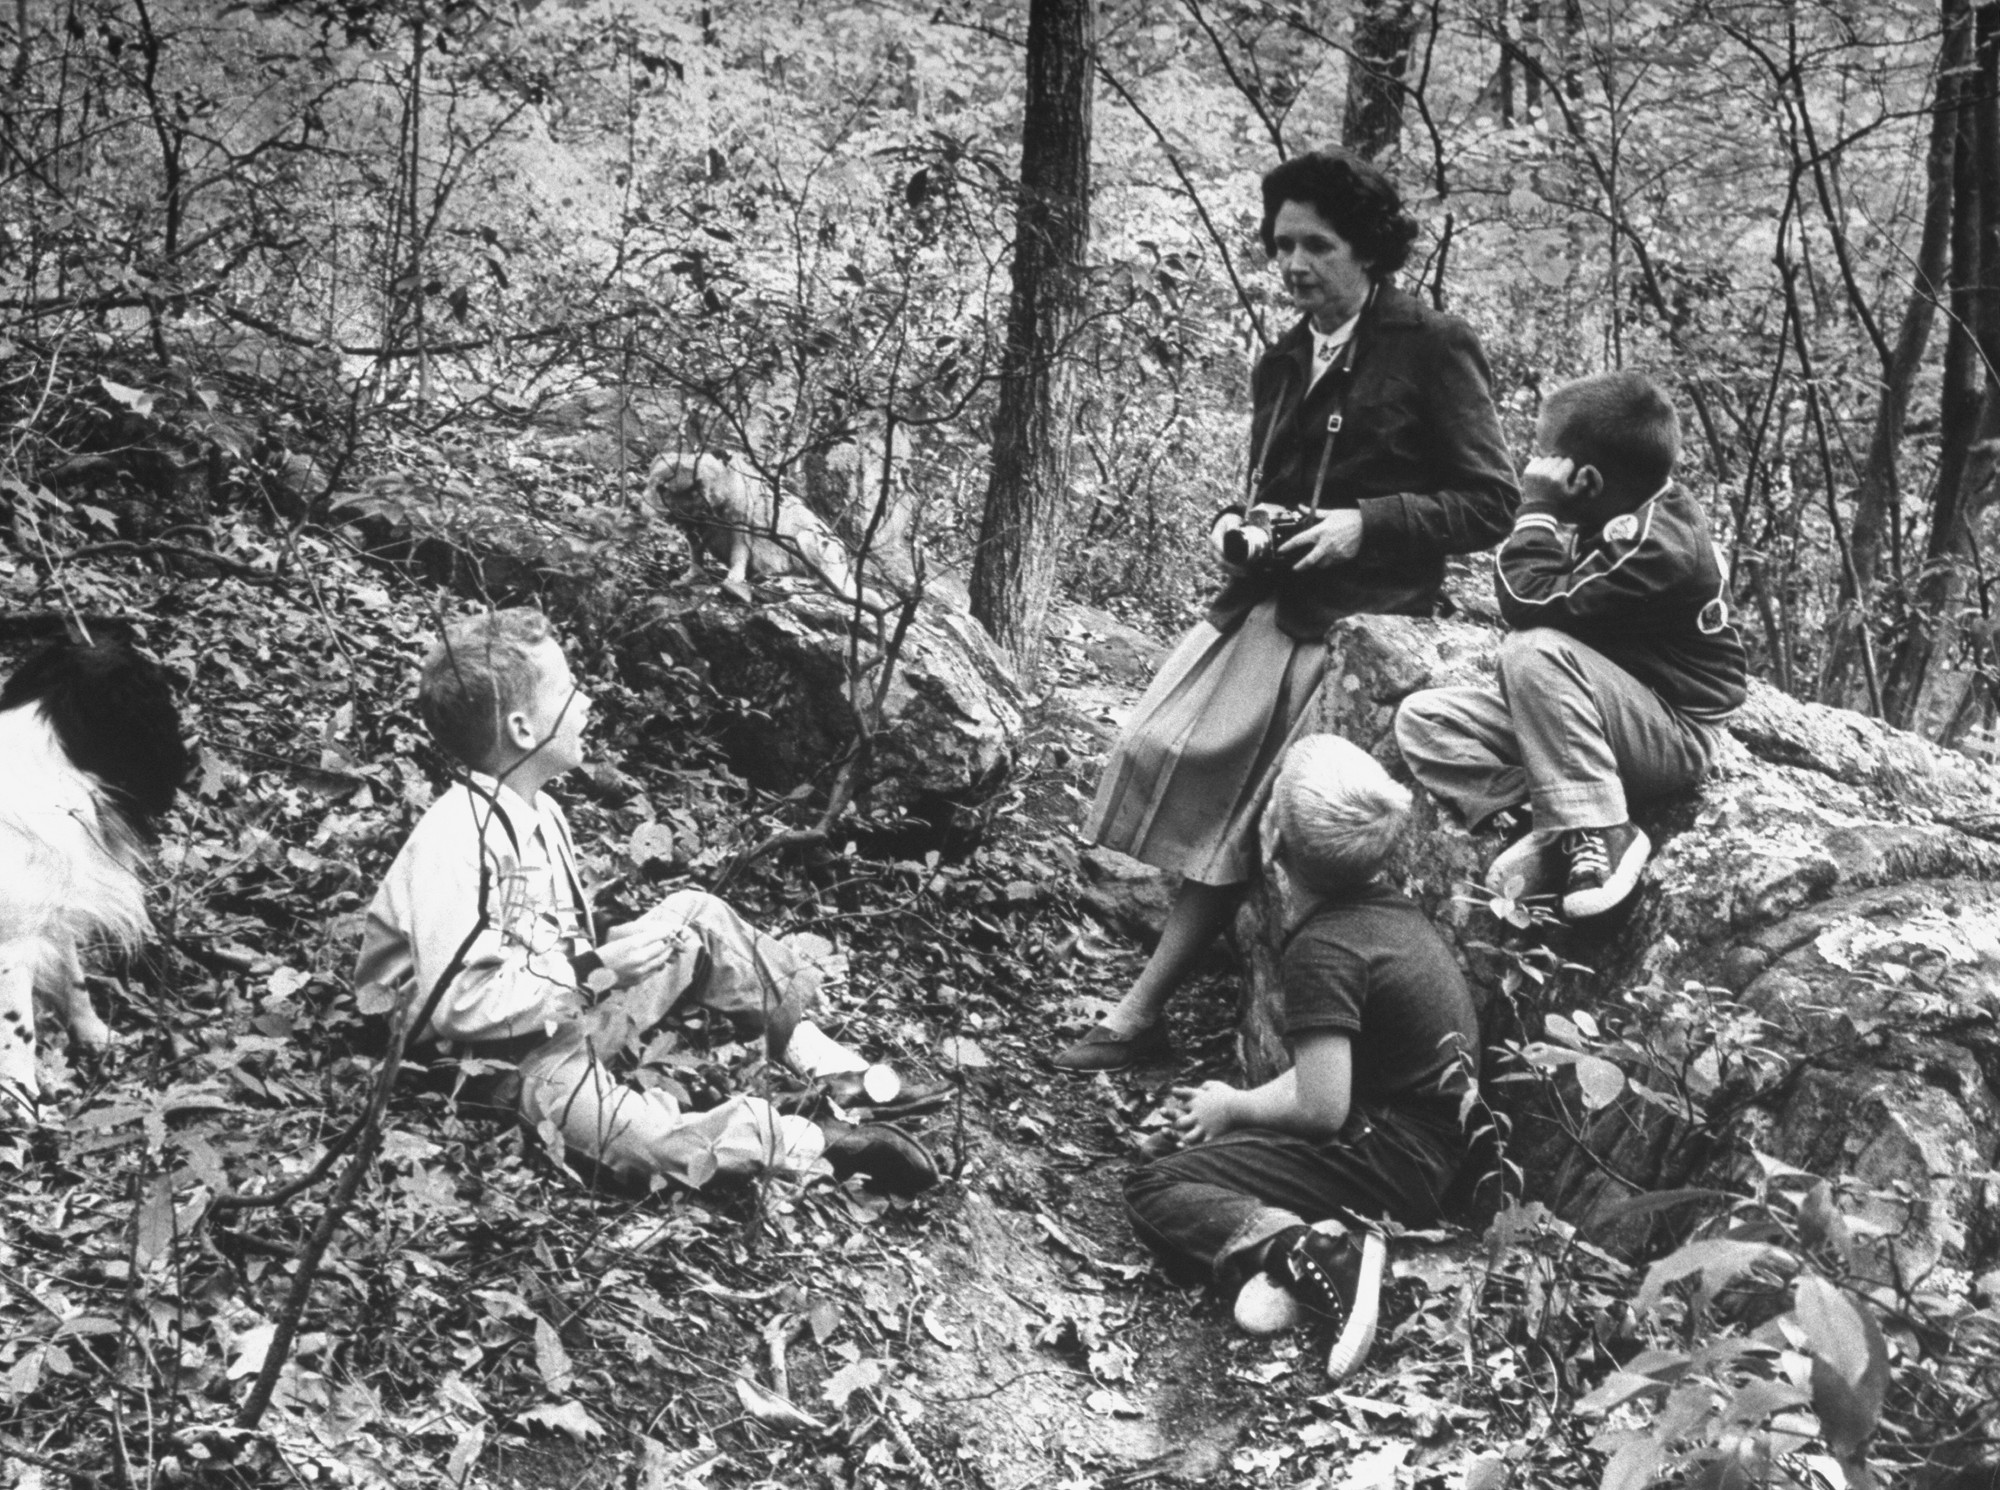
[644,451,881,609]
[0,640,187,1118]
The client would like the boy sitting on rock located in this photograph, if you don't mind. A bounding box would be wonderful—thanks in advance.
[1395,369,1746,918]
[353,607,937,1196]
[1123,735,1479,1383]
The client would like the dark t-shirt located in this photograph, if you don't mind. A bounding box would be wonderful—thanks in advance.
[1280,882,1480,1132]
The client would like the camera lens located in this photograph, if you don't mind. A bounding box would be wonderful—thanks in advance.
[1223,528,1267,566]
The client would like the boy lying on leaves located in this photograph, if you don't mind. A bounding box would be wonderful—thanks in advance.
[353,607,938,1196]
[1124,735,1478,1382]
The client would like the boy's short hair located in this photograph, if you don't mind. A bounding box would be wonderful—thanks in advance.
[1262,734,1411,896]
[1539,369,1680,500]
[419,608,557,770]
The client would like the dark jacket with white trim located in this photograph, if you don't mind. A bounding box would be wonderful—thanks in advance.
[1494,484,1747,721]
[1207,284,1520,640]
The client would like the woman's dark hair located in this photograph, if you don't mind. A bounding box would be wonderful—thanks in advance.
[1259,149,1420,277]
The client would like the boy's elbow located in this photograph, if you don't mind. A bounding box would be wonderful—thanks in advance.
[1298,1095,1349,1138]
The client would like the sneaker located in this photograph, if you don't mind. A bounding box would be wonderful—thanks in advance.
[1266,1221,1388,1382]
[1232,1273,1302,1336]
[820,1122,940,1196]
[1484,828,1561,901]
[1560,823,1651,919]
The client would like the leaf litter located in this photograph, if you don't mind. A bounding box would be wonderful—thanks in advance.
[0,519,1639,1490]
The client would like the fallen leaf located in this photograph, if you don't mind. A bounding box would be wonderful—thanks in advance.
[228,1321,276,1381]
[921,1306,962,1348]
[1084,1388,1144,1418]
[1340,1441,1410,1488]
[444,1422,485,1488]
[734,1374,826,1435]
[939,1035,991,1068]
[534,1316,573,1395]
[822,1356,884,1410]
[519,1400,605,1441]
[630,820,676,865]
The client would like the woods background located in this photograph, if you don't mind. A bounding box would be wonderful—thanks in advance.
[4,0,1986,730]
[6,3,2000,1489]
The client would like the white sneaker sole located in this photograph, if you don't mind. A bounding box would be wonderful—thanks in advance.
[1325,1230,1387,1383]
[1561,827,1652,919]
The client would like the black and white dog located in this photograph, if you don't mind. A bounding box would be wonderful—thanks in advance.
[0,639,188,1118]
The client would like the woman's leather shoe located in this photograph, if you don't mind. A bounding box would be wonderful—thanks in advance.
[1050,1021,1173,1073]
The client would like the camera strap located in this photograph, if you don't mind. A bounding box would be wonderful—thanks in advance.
[1307,344,1359,511]
[1253,284,1375,511]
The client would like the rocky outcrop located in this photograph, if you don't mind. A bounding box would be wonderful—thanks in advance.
[635,580,1025,812]
[1241,614,2000,1282]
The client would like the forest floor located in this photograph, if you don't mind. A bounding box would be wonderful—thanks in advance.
[0,527,1623,1490]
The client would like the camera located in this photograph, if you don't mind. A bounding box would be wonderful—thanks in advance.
[1221,504,1315,570]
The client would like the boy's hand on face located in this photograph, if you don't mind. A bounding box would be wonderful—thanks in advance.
[1171,1081,1242,1145]
[1524,453,1609,521]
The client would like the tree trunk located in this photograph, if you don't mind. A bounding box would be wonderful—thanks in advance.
[969,0,1096,674]
[1821,0,1966,708]
[1341,0,1418,162]
[1886,2,2000,731]
[1523,0,1542,114]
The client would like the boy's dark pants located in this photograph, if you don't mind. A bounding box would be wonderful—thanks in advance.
[1124,1109,1461,1287]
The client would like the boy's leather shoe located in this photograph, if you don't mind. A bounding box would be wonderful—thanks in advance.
[824,1069,954,1119]
[820,1121,940,1196]
[1560,823,1650,919]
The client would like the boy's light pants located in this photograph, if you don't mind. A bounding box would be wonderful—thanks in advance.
[509,890,826,1190]
[1393,629,1717,834]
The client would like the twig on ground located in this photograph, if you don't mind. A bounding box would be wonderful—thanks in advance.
[209,1115,365,1212]
[53,539,280,580]
[233,987,423,1429]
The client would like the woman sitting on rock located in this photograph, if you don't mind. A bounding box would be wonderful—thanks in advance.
[1056,148,1517,1072]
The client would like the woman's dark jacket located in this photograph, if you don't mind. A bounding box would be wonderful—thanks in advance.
[1209,284,1519,640]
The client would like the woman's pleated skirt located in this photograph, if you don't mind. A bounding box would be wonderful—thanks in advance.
[1084,597,1329,887]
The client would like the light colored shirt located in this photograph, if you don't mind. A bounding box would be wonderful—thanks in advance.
[353,775,597,1045]
[1308,311,1361,388]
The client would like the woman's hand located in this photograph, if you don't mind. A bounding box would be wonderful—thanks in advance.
[1280,509,1363,569]
[1171,1080,1243,1144]
[1209,512,1249,575]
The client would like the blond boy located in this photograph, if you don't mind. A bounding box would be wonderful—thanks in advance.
[354,608,936,1194]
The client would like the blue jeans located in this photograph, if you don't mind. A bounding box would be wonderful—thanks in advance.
[1123,1108,1464,1288]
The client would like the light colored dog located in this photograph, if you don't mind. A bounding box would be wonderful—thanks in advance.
[644,451,880,609]
[0,640,187,1120]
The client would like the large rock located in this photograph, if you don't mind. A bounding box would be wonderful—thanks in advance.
[1078,846,1177,946]
[1241,614,2000,1281]
[635,580,1025,811]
